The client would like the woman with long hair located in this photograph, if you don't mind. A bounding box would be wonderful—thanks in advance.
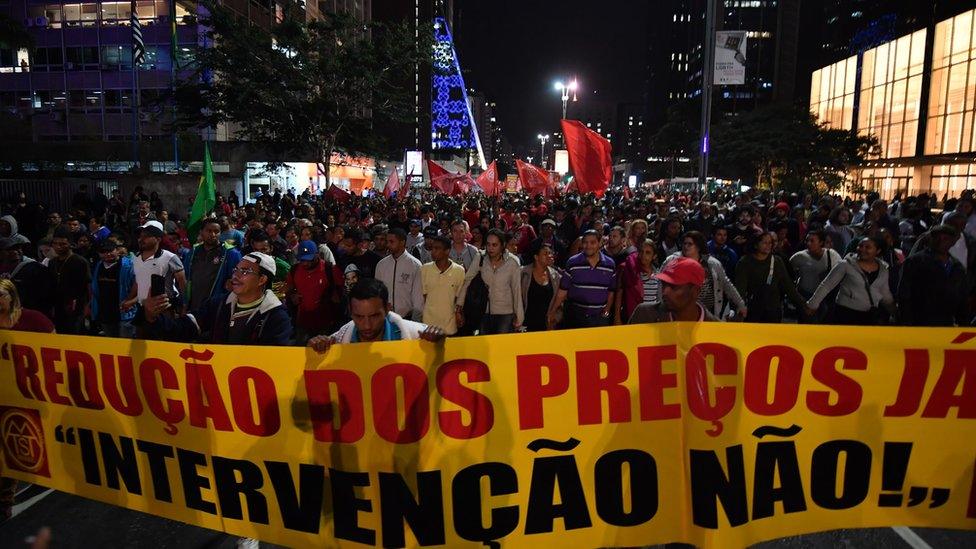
[458,229,523,335]
[615,238,660,324]
[734,232,807,323]
[520,242,561,332]
[0,279,54,333]
[807,236,896,325]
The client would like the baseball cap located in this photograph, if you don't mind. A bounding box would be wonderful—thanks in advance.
[409,218,422,227]
[242,252,276,277]
[97,239,118,253]
[775,202,790,212]
[541,218,557,227]
[654,257,705,288]
[422,226,439,238]
[139,220,164,237]
[296,240,318,261]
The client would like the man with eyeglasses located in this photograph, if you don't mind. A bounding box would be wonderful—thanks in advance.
[141,252,292,345]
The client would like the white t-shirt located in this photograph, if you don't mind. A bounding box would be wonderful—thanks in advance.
[134,248,184,303]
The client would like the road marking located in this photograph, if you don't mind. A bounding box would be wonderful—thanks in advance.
[10,489,53,519]
[892,526,933,549]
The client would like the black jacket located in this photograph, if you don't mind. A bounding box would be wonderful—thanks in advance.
[145,290,292,345]
[898,249,969,327]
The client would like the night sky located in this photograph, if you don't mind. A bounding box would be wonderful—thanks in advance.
[455,0,650,153]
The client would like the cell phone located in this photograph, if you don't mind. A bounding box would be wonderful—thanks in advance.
[150,274,166,297]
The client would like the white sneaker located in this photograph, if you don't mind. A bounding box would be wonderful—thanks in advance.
[236,537,259,549]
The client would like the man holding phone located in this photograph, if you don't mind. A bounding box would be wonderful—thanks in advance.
[122,220,186,313]
[141,252,292,345]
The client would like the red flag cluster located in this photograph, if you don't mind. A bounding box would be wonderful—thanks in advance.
[516,159,554,197]
[561,119,612,197]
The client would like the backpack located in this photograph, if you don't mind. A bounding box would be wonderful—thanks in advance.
[463,254,490,329]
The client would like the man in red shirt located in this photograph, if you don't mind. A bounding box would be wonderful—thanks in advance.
[284,240,341,343]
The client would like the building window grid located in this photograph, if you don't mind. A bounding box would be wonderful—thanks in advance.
[857,167,913,200]
[858,30,925,159]
[926,9,976,155]
[809,55,856,130]
[931,163,976,196]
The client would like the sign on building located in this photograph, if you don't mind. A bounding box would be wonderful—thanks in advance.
[715,31,748,85]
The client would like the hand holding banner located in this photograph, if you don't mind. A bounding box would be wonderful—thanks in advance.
[1,324,975,547]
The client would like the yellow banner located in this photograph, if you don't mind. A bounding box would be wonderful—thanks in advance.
[1,324,975,547]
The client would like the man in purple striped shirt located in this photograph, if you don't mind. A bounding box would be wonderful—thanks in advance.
[547,230,618,329]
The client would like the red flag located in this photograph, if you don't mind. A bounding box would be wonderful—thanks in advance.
[475,161,499,196]
[427,160,457,194]
[451,174,474,196]
[561,119,612,197]
[402,170,413,196]
[383,168,400,198]
[427,159,451,179]
[516,159,552,197]
[324,183,350,203]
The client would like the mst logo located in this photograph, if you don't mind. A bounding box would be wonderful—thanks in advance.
[0,407,50,477]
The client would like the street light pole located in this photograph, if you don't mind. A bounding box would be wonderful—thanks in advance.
[698,0,717,192]
[537,134,550,168]
[554,79,578,120]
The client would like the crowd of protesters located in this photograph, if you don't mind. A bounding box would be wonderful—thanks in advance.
[0,181,973,351]
[2,178,976,522]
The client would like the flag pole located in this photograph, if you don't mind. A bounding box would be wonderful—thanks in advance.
[130,1,141,170]
[170,0,179,171]
[698,0,717,193]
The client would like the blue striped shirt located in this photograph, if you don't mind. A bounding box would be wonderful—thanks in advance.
[561,252,618,314]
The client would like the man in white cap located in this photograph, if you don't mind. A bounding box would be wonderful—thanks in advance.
[122,219,186,312]
[141,251,292,345]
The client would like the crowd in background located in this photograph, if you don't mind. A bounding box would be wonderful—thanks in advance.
[0,180,973,347]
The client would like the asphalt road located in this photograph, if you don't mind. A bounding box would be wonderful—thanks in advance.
[1,485,973,548]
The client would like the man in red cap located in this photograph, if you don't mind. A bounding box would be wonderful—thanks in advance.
[628,257,716,322]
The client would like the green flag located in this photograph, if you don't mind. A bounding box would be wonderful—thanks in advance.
[187,142,215,243]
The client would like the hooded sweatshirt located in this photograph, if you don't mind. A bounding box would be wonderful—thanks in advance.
[1,215,30,245]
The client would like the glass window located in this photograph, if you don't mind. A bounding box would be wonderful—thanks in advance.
[860,29,926,159]
[102,45,133,69]
[809,55,857,130]
[926,8,976,155]
[65,47,82,66]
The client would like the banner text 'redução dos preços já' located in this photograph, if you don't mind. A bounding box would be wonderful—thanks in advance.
[1,323,975,548]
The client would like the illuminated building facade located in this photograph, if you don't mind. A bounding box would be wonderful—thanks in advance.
[811,4,976,198]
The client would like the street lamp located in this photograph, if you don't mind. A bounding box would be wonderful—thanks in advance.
[553,79,579,120]
[537,134,550,168]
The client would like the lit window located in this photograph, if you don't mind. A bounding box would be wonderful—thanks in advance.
[861,29,926,159]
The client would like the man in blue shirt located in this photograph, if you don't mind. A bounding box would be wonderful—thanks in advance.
[308,278,444,352]
[547,230,618,329]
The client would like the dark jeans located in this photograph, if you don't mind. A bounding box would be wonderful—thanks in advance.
[564,304,611,329]
[831,304,880,326]
[745,306,783,324]
[480,313,514,335]
[55,311,85,335]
